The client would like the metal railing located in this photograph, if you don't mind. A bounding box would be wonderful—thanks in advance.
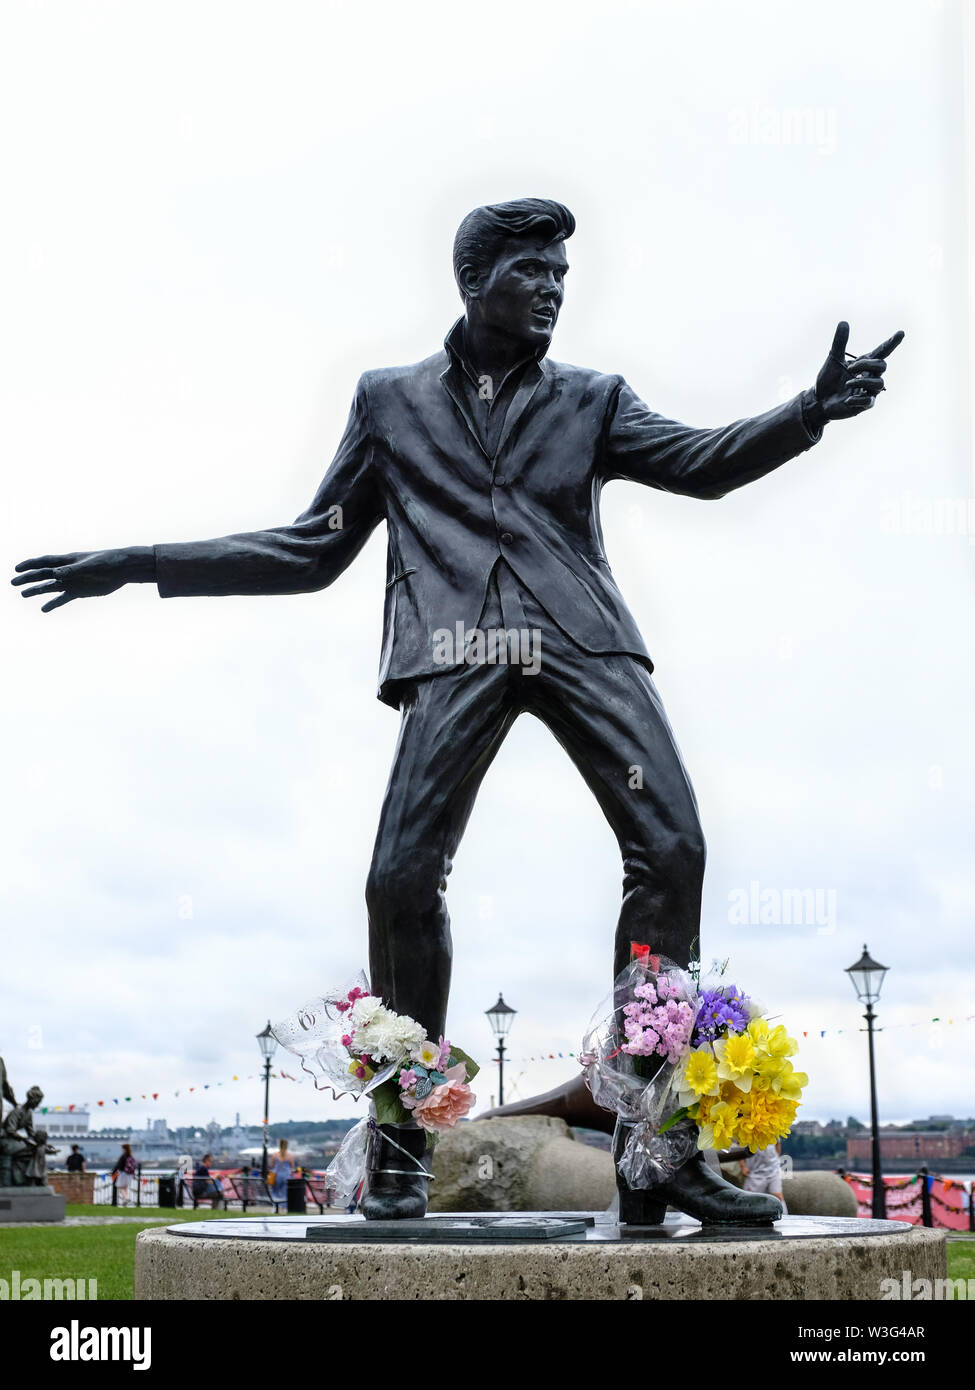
[840,1168,975,1230]
[90,1166,338,1210]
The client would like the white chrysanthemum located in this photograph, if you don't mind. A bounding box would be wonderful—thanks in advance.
[349,995,383,1029]
[354,1005,425,1063]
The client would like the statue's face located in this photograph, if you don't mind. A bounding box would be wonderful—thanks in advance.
[467,237,568,350]
[26,1087,42,1107]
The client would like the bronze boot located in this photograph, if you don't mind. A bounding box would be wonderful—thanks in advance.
[614,1121,783,1227]
[359,1122,431,1221]
[613,1120,668,1225]
[653,1152,782,1226]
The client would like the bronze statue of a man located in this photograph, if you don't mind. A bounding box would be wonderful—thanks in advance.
[13,199,901,1224]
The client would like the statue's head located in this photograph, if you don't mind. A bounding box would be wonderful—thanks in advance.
[26,1086,42,1107]
[453,198,575,353]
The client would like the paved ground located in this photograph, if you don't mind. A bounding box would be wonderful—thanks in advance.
[0,1214,175,1229]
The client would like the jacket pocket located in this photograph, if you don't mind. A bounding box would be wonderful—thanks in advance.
[385,566,417,590]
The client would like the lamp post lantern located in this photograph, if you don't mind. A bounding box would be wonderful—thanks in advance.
[845,945,889,1220]
[256,1021,278,1182]
[485,993,516,1107]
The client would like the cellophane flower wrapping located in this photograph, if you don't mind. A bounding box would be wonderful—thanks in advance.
[271,973,479,1209]
[325,1115,371,1208]
[580,955,700,1187]
[581,952,807,1189]
[270,972,406,1100]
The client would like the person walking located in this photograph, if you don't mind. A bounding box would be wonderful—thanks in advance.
[740,1142,788,1214]
[268,1139,292,1207]
[113,1142,137,1207]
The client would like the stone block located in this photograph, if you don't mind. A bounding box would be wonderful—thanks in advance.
[0,1186,66,1223]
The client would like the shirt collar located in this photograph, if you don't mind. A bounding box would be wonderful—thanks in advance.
[443,316,547,385]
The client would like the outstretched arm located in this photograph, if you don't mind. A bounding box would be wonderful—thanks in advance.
[13,376,382,611]
[603,322,903,500]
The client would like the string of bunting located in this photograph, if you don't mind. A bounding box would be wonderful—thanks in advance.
[38,1069,307,1114]
[845,1171,974,1201]
[846,1171,974,1193]
[35,1012,975,1105]
[509,1011,974,1061]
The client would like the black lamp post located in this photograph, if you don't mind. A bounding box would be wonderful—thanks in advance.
[256,1021,278,1182]
[845,945,889,1219]
[485,994,516,1107]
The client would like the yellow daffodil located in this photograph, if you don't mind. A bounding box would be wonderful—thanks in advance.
[679,1048,720,1105]
[746,1017,770,1047]
[771,1062,808,1102]
[765,1024,798,1058]
[714,1032,755,1090]
[695,1094,715,1124]
[751,1053,786,1092]
[698,1099,739,1150]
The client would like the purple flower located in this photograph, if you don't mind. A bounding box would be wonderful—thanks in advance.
[692,986,749,1044]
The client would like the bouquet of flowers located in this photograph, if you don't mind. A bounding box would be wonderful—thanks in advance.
[580,944,807,1189]
[271,973,478,1206]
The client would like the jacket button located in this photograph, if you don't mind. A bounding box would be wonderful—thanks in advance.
[500,532,514,545]
[494,476,506,487]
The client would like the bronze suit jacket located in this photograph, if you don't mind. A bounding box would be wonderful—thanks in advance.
[154,327,822,706]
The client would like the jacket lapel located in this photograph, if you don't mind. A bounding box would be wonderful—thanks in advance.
[439,359,491,461]
[439,355,549,463]
[494,360,545,459]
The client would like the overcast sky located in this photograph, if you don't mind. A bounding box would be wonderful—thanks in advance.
[2,0,973,1135]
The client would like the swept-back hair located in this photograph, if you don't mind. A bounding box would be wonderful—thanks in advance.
[453,198,575,301]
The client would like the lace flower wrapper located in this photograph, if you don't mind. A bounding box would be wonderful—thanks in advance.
[270,973,401,1100]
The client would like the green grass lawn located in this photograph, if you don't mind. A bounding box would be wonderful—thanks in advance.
[0,1205,259,1301]
[946,1240,975,1282]
[1,1211,972,1301]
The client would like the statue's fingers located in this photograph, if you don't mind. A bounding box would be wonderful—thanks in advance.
[847,357,887,376]
[11,568,56,587]
[847,375,885,396]
[829,321,850,359]
[20,580,63,598]
[40,592,75,613]
[867,329,905,360]
[14,555,74,572]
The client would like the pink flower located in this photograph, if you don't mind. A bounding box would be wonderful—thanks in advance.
[437,1036,452,1069]
[341,1034,353,1048]
[335,1000,351,1013]
[410,1077,476,1132]
[347,987,368,1003]
[399,1068,418,1091]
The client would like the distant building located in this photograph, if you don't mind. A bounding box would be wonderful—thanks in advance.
[42,1107,179,1167]
[847,1129,974,1164]
[36,1107,90,1138]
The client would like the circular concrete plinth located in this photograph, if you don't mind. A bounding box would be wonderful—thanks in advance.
[135,1212,946,1301]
